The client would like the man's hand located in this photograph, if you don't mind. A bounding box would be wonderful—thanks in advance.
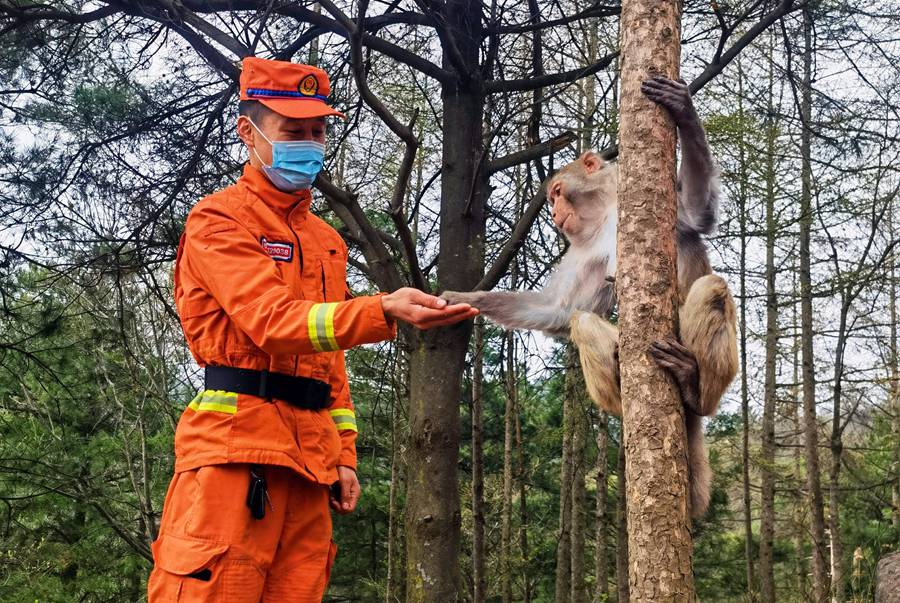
[330,465,360,514]
[381,287,479,330]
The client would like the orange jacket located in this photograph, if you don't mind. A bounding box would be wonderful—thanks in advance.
[172,163,395,485]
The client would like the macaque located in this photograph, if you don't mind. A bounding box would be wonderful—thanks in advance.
[442,76,738,518]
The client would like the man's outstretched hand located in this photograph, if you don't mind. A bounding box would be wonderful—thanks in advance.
[381,287,479,330]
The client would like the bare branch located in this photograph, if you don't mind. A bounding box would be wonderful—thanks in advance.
[476,184,550,292]
[488,131,576,175]
[486,51,618,94]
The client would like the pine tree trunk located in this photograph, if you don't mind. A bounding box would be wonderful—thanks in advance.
[595,412,610,602]
[502,331,516,603]
[555,344,576,603]
[758,45,778,603]
[386,337,409,603]
[617,0,693,598]
[472,319,486,603]
[791,269,808,599]
[571,393,588,603]
[736,60,757,603]
[405,3,486,598]
[615,438,629,603]
[798,9,829,600]
[890,205,900,546]
[515,364,532,603]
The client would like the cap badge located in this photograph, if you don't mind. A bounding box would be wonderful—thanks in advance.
[298,75,319,97]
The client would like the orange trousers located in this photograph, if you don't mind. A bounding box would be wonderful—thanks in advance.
[148,464,336,602]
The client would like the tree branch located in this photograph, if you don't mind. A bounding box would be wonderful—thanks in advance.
[485,51,618,94]
[487,131,576,175]
[476,183,549,292]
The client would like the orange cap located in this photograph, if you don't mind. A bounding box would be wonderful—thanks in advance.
[239,56,346,120]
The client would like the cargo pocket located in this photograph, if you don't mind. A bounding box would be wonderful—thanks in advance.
[150,533,228,601]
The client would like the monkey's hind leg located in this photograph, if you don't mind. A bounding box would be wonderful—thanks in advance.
[679,274,739,416]
[569,311,621,417]
[678,273,738,518]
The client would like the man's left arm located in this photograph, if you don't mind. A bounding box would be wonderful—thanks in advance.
[328,350,361,514]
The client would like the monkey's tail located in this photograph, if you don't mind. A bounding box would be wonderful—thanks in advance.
[686,412,712,519]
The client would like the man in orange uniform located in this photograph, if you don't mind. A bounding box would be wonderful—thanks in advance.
[148,56,476,602]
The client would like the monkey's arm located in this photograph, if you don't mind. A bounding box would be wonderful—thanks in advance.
[640,76,720,235]
[441,289,572,336]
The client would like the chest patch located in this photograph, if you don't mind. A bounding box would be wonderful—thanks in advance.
[260,237,294,262]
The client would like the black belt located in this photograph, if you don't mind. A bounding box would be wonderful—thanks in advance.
[204,366,331,410]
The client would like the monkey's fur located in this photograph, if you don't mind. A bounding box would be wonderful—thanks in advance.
[443,77,738,518]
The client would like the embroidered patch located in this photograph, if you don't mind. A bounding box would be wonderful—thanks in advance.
[298,74,319,96]
[260,237,294,262]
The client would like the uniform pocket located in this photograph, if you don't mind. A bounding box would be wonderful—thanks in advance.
[150,533,229,601]
[320,256,346,303]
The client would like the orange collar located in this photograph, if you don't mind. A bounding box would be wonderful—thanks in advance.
[239,163,312,216]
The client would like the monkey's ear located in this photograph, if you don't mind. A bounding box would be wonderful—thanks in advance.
[580,151,605,174]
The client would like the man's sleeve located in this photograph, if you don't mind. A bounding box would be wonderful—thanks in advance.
[182,203,396,355]
[327,351,358,470]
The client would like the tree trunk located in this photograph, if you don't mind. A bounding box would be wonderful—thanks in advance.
[791,268,808,600]
[405,2,485,598]
[617,0,693,599]
[758,64,779,603]
[798,9,829,600]
[736,59,757,603]
[555,344,577,603]
[571,391,588,603]
[615,436,630,603]
[595,412,610,602]
[890,204,900,547]
[515,361,532,603]
[502,331,516,603]
[387,337,410,603]
[472,319,486,603]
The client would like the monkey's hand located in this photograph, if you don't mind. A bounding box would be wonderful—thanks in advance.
[649,338,701,415]
[640,76,699,129]
[440,290,484,307]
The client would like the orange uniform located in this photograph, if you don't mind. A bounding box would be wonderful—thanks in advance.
[148,58,394,602]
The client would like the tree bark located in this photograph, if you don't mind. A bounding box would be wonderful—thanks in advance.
[798,9,829,600]
[405,2,486,599]
[515,357,533,603]
[555,344,576,603]
[502,331,516,603]
[387,335,410,603]
[571,390,588,603]
[890,204,900,547]
[758,53,779,603]
[595,412,610,602]
[736,59,757,603]
[472,319,486,603]
[617,0,693,599]
[615,436,630,603]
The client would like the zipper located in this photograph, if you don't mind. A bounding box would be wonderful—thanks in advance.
[287,203,304,377]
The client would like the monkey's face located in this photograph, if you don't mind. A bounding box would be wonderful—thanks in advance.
[547,151,609,239]
[547,181,580,236]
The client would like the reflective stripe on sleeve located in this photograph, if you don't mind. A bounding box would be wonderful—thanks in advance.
[187,390,238,414]
[307,303,340,352]
[329,408,357,432]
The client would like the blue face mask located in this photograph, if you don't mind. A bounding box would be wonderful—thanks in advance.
[249,118,325,192]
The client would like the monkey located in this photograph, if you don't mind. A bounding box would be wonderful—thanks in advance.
[442,76,738,518]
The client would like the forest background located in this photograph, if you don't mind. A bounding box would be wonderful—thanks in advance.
[0,0,898,602]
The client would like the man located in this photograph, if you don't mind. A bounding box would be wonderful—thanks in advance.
[148,56,476,602]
